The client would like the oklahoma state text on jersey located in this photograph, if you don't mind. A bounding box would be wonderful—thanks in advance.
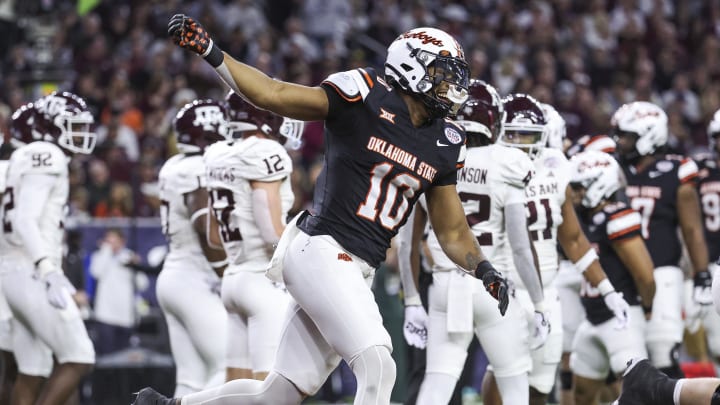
[299,67,466,268]
[623,155,698,268]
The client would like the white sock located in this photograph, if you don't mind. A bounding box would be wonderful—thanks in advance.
[417,372,457,405]
[497,373,530,404]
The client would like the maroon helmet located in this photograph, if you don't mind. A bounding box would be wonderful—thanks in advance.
[224,91,304,149]
[33,91,96,154]
[454,80,504,146]
[9,102,43,147]
[173,99,228,153]
[498,93,547,159]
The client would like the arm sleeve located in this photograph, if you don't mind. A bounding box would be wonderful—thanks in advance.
[397,205,420,302]
[251,187,281,245]
[505,197,544,306]
[14,173,57,264]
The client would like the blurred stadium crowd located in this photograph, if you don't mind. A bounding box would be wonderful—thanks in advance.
[1,0,720,221]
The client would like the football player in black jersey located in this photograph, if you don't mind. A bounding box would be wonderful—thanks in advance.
[133,15,511,405]
[613,101,712,379]
[695,109,720,364]
[568,150,655,405]
[616,357,720,405]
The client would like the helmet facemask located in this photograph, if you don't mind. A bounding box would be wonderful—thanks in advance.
[57,111,97,154]
[415,49,470,119]
[499,123,547,160]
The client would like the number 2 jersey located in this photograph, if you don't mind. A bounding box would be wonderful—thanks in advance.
[623,156,698,268]
[158,152,211,271]
[695,155,720,262]
[299,67,467,268]
[2,141,68,265]
[426,144,534,271]
[500,147,572,289]
[204,137,294,272]
[577,202,643,325]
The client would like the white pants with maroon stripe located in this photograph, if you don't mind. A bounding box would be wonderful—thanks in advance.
[272,232,392,396]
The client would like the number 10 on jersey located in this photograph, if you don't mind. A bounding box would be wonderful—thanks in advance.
[357,163,421,230]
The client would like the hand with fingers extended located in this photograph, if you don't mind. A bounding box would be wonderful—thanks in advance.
[475,261,509,316]
[403,304,428,349]
[168,14,224,67]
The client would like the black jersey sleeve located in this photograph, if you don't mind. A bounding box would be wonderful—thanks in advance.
[321,68,375,121]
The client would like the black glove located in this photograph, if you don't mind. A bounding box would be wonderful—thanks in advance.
[475,261,509,316]
[167,14,224,67]
[693,270,713,306]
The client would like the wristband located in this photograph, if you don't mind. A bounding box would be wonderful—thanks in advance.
[202,40,224,68]
[210,259,228,269]
[573,249,598,274]
[597,278,614,296]
[533,301,546,313]
[474,260,494,279]
[35,257,58,278]
[405,295,422,307]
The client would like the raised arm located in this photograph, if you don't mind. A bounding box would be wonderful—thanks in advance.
[168,14,329,121]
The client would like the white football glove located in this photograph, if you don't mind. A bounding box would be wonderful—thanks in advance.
[603,290,630,330]
[403,305,428,349]
[530,310,551,350]
[693,271,714,307]
[37,259,76,310]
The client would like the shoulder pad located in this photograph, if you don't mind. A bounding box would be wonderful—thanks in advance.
[160,154,206,194]
[13,142,67,176]
[322,68,376,102]
[678,157,698,183]
[605,206,642,240]
[237,138,293,181]
[495,146,535,188]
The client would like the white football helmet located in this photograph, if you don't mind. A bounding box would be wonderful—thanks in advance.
[611,101,668,158]
[566,134,617,158]
[33,92,97,154]
[385,27,470,118]
[707,108,720,151]
[540,103,566,150]
[570,151,623,209]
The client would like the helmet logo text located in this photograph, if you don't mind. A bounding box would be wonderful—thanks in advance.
[403,31,444,46]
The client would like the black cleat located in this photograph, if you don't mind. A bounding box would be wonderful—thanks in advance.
[132,388,176,405]
[615,358,675,405]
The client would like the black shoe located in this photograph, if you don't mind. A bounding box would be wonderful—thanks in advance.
[615,358,675,405]
[132,388,176,405]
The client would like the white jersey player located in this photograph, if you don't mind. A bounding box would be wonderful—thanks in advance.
[0,92,96,405]
[0,137,17,404]
[157,99,230,396]
[204,91,300,381]
[398,80,547,405]
[483,94,631,405]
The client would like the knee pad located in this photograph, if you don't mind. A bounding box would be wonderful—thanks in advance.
[349,346,396,405]
[559,370,573,390]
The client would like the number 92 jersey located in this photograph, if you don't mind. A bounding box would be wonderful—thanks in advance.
[204,137,294,271]
[504,147,571,288]
[3,141,68,263]
[426,144,533,271]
